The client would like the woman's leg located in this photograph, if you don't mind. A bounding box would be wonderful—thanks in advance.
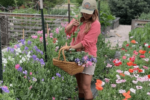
[75,73,84,100]
[81,74,93,100]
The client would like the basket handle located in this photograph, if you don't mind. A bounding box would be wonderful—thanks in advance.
[58,43,71,61]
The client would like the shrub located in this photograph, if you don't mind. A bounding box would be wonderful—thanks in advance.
[108,0,150,25]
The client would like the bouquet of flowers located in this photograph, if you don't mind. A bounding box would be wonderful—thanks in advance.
[59,48,97,67]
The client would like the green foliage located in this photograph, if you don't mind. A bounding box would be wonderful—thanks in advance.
[129,23,150,44]
[108,0,150,25]
[138,12,150,20]
[0,0,24,7]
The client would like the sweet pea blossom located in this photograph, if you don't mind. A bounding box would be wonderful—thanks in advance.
[143,66,148,69]
[122,56,126,59]
[106,63,112,68]
[116,70,123,73]
[147,92,150,95]
[136,86,143,89]
[132,80,138,84]
[144,58,149,62]
[104,78,110,83]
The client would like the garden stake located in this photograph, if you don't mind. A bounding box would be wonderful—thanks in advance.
[0,23,3,93]
[98,0,101,19]
[47,24,49,37]
[40,0,47,62]
[23,29,24,39]
[68,0,70,23]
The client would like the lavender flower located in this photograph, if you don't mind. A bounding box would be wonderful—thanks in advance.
[17,66,23,72]
[40,51,43,55]
[7,47,10,52]
[75,58,80,63]
[1,86,9,93]
[0,81,3,84]
[39,59,45,65]
[10,48,15,53]
[52,77,55,80]
[23,70,27,75]
[32,77,37,82]
[16,44,20,48]
[24,46,28,50]
[42,79,44,81]
[19,39,25,45]
[28,40,32,45]
[56,73,61,77]
[32,55,37,60]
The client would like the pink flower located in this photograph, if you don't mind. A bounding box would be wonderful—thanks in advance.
[14,45,17,49]
[140,55,145,58]
[86,61,92,67]
[31,35,38,39]
[55,28,59,34]
[111,84,116,88]
[132,80,138,84]
[15,64,20,69]
[143,66,148,69]
[144,58,149,62]
[147,92,150,95]
[82,64,85,67]
[24,76,27,78]
[133,50,138,55]
[106,63,112,68]
[48,28,51,31]
[136,86,143,89]
[121,79,126,83]
[104,78,110,83]
[50,33,53,38]
[83,56,88,60]
[116,69,123,73]
[3,86,8,89]
[52,97,55,100]
[122,56,126,59]
[119,89,126,93]
[67,35,71,39]
[40,36,43,42]
[29,85,32,89]
[30,72,32,75]
[55,46,59,52]
[116,79,122,84]
[37,30,43,34]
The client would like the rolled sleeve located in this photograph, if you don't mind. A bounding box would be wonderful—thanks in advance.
[81,21,101,47]
[65,18,77,35]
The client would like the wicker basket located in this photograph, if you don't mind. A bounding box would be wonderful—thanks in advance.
[53,47,84,76]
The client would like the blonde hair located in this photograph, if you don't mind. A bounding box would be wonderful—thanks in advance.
[80,9,99,34]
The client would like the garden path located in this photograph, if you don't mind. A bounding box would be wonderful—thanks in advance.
[105,25,131,49]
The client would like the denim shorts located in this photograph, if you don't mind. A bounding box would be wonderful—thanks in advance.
[81,63,96,75]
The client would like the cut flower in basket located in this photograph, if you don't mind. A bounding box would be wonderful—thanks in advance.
[59,48,97,67]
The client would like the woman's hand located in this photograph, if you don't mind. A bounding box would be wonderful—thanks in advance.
[71,19,80,27]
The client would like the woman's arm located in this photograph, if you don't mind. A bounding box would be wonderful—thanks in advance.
[65,23,74,34]
[71,43,83,50]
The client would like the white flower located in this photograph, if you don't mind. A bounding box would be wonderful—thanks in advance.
[145,43,149,47]
[130,88,136,94]
[124,71,130,76]
[130,36,134,38]
[132,45,136,47]
[10,84,13,87]
[136,86,143,89]
[141,69,145,73]
[19,60,23,64]
[15,48,21,53]
[124,54,130,56]
[116,74,121,79]
[2,58,7,64]
[132,80,138,84]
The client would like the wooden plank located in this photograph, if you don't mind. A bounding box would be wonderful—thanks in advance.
[8,18,64,23]
[0,12,70,19]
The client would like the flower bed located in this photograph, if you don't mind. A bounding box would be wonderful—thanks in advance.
[95,23,150,100]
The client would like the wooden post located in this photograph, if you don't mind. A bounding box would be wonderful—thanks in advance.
[23,29,24,39]
[47,24,49,37]
[68,0,70,23]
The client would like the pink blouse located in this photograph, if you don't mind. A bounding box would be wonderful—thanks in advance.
[65,19,101,57]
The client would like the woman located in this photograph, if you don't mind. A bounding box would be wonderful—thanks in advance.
[64,0,101,100]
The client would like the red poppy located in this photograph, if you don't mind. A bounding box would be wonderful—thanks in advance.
[53,38,57,43]
[148,45,150,48]
[139,50,146,54]
[113,59,122,66]
[140,55,145,58]
[129,69,134,73]
[129,56,135,62]
[121,48,125,50]
[132,63,137,66]
[138,69,143,73]
[127,61,133,66]
[131,40,136,44]
[148,75,150,78]
[126,44,129,47]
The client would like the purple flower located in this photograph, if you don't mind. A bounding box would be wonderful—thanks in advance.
[1,86,9,93]
[40,51,43,55]
[23,70,27,75]
[24,46,28,50]
[16,44,20,48]
[17,66,23,72]
[52,77,55,79]
[34,46,38,50]
[0,81,3,84]
[32,55,37,60]
[39,59,45,65]
[56,73,61,77]
[19,39,25,45]
[28,40,32,45]
[10,48,15,53]
[42,79,44,81]
[7,47,10,52]
[75,58,80,63]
